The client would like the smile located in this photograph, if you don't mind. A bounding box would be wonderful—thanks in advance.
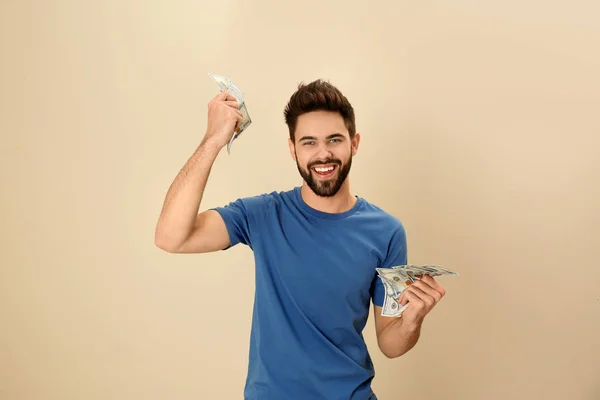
[314,166,334,172]
[311,164,337,176]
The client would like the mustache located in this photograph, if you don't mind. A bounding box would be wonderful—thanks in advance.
[307,158,342,169]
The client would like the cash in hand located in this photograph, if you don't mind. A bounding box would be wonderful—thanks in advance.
[376,265,459,318]
[208,73,252,154]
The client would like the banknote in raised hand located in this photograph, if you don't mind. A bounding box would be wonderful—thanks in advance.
[208,73,252,154]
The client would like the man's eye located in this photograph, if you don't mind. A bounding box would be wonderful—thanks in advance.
[303,141,314,145]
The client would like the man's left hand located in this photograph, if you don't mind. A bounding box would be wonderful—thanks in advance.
[398,275,446,326]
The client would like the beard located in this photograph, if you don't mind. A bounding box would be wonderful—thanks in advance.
[295,153,352,197]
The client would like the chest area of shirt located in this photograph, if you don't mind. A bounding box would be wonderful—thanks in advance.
[257,221,385,303]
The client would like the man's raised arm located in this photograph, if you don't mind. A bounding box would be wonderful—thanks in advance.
[154,92,243,254]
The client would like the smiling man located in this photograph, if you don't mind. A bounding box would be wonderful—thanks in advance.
[155,80,446,400]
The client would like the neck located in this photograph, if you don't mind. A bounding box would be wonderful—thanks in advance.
[300,181,357,214]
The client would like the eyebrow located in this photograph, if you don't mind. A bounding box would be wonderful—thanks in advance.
[298,133,345,142]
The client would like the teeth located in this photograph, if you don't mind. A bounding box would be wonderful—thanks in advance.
[314,166,334,173]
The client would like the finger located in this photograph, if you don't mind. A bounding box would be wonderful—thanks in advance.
[399,292,406,305]
[223,108,242,119]
[223,100,241,109]
[411,280,442,302]
[221,92,238,102]
[412,276,438,293]
[214,91,228,100]
[402,290,425,309]
[399,283,420,305]
[398,278,412,304]
[405,285,436,307]
[213,91,237,102]
[420,275,446,297]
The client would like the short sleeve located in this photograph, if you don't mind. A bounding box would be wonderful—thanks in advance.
[371,222,408,307]
[211,195,268,249]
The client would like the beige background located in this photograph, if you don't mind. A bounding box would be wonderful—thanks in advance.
[2,1,599,399]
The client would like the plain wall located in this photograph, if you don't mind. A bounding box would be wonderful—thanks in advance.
[1,1,599,399]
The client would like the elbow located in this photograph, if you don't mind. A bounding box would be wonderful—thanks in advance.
[380,348,404,359]
[377,340,416,359]
[154,232,181,253]
[155,239,177,253]
[156,243,178,253]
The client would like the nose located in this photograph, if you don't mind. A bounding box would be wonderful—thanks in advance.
[314,143,333,160]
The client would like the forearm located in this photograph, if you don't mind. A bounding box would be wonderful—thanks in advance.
[377,317,422,359]
[155,138,221,250]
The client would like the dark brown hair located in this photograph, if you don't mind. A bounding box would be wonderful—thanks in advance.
[283,79,356,142]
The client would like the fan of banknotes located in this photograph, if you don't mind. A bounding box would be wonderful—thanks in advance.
[208,73,252,154]
[376,265,459,317]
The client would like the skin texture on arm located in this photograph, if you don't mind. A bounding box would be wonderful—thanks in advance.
[373,275,446,358]
[166,209,231,254]
[373,306,422,358]
[154,92,243,253]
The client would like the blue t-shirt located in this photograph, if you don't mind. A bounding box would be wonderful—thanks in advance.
[213,186,407,400]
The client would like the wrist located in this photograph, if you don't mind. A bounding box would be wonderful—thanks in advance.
[198,136,223,155]
[401,316,423,333]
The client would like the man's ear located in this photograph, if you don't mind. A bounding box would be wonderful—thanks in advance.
[351,132,361,156]
[288,138,297,161]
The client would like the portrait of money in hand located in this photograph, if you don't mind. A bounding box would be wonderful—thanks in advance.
[376,265,459,317]
[208,73,252,154]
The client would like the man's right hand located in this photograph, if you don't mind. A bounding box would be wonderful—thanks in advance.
[202,91,244,149]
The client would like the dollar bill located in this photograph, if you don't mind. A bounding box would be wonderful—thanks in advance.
[208,73,252,154]
[398,264,459,279]
[381,285,410,317]
[376,264,459,317]
[376,268,414,317]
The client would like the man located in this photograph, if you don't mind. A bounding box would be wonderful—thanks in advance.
[155,80,446,399]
